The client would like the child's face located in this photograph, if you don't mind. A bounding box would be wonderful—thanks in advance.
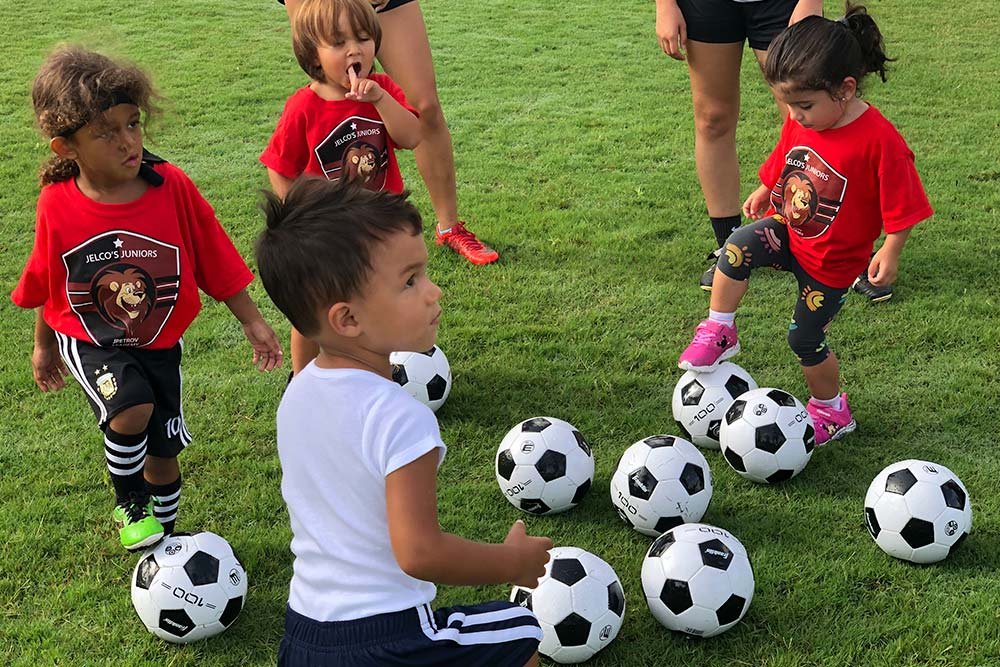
[315,10,377,91]
[63,104,143,186]
[773,84,850,132]
[352,229,442,356]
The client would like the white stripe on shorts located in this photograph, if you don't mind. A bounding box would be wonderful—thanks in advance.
[56,333,107,423]
[418,604,541,646]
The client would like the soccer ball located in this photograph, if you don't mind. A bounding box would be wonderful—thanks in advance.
[510,546,625,664]
[495,417,594,515]
[641,523,754,638]
[719,388,815,484]
[609,435,713,537]
[672,363,758,449]
[131,532,247,643]
[390,346,452,412]
[864,460,972,564]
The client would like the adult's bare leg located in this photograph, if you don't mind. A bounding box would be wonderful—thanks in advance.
[377,2,459,232]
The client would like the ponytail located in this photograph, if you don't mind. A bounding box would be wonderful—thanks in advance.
[765,3,894,95]
[842,3,892,83]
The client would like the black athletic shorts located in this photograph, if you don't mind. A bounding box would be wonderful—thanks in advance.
[277,0,415,12]
[677,0,801,50]
[55,333,192,458]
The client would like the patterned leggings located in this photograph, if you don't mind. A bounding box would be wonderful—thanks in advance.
[717,216,849,367]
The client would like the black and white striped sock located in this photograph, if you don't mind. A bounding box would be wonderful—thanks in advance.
[147,476,182,535]
[104,427,148,505]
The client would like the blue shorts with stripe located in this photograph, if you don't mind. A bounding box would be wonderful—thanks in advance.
[278,601,541,667]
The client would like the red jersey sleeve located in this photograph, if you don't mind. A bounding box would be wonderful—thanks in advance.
[877,138,933,233]
[758,115,794,188]
[371,73,419,118]
[260,90,312,179]
[172,168,253,302]
[11,193,53,309]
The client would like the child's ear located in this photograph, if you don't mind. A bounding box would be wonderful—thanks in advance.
[49,136,77,160]
[327,301,361,338]
[839,77,858,100]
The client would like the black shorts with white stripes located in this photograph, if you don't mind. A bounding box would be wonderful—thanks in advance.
[278,601,541,667]
[55,334,191,458]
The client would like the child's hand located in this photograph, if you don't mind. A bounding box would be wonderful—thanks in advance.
[32,342,68,392]
[346,67,384,104]
[504,519,553,588]
[242,319,284,372]
[742,184,771,221]
[867,247,899,287]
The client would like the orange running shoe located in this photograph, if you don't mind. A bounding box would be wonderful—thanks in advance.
[436,222,499,265]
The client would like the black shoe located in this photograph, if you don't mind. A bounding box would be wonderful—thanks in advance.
[700,248,722,291]
[852,271,893,302]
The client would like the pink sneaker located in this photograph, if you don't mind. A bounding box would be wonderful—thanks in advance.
[677,319,740,372]
[807,393,857,446]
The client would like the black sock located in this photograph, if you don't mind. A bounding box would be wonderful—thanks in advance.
[147,475,182,535]
[710,215,742,248]
[104,427,148,505]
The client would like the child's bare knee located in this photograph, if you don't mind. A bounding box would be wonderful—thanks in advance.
[109,403,154,434]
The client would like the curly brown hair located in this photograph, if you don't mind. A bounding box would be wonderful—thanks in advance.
[32,45,160,184]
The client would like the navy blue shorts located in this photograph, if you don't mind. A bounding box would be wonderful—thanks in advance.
[278,601,541,667]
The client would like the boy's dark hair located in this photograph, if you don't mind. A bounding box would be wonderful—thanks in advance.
[32,45,160,185]
[764,3,894,96]
[255,178,422,337]
[291,0,382,82]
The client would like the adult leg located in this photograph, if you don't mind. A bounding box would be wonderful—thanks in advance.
[752,49,786,117]
[376,2,456,232]
[687,41,745,230]
[377,3,498,263]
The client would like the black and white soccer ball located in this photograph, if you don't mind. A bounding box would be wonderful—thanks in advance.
[672,363,758,449]
[510,546,625,664]
[719,388,815,484]
[390,346,452,412]
[131,532,247,643]
[864,459,972,564]
[641,523,754,638]
[609,435,713,537]
[495,417,594,515]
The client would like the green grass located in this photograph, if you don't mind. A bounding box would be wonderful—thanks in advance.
[2,0,1000,664]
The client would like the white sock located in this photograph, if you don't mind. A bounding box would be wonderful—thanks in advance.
[437,226,451,236]
[812,394,843,411]
[708,310,735,326]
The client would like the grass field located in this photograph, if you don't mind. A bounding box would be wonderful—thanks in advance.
[2,0,1000,664]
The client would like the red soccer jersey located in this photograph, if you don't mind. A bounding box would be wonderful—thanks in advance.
[260,73,417,193]
[758,106,932,287]
[12,162,253,349]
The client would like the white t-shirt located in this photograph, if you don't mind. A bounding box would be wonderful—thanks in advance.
[277,363,446,621]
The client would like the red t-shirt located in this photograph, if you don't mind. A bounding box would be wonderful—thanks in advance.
[12,163,253,349]
[759,106,932,287]
[260,74,417,193]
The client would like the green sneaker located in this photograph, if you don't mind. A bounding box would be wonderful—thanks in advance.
[112,494,164,551]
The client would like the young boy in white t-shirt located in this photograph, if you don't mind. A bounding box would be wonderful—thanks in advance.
[255,177,551,667]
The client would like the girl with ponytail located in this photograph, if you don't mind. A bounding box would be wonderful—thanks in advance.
[677,4,932,446]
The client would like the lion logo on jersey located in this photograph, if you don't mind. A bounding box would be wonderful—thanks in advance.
[94,267,153,336]
[343,142,380,186]
[781,172,818,228]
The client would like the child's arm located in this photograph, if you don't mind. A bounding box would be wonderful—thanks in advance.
[223,289,284,372]
[347,72,422,149]
[386,450,552,587]
[267,169,296,201]
[31,308,68,392]
[868,227,912,287]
